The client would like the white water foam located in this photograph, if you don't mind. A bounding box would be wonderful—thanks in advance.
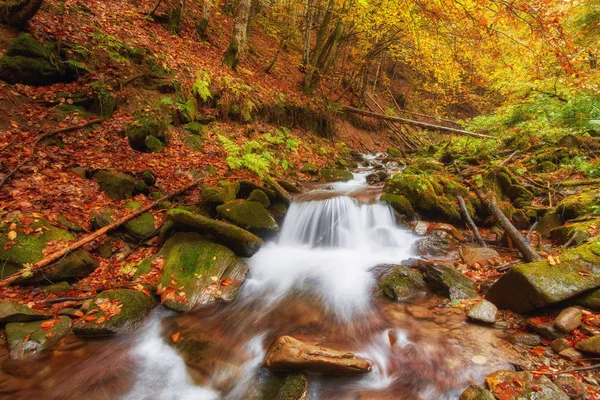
[329,171,371,193]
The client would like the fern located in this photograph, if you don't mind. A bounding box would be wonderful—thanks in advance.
[218,134,241,156]
[192,70,212,102]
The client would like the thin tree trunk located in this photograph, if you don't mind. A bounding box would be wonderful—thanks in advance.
[223,0,251,70]
[458,196,487,247]
[372,57,382,91]
[302,0,314,66]
[197,0,211,40]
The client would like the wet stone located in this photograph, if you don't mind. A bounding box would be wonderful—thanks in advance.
[505,333,541,347]
[553,374,586,399]
[554,307,582,333]
[459,385,495,400]
[527,319,568,340]
[466,300,498,324]
[406,305,435,320]
[559,347,583,362]
[460,246,500,267]
[575,335,600,355]
[551,338,571,354]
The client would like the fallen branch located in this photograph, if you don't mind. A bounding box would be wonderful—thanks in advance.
[37,296,95,304]
[457,195,487,247]
[0,119,103,190]
[559,178,600,187]
[0,177,206,287]
[537,363,600,376]
[500,150,520,166]
[341,106,497,139]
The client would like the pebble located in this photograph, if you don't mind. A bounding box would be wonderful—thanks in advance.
[554,307,582,333]
[551,338,571,354]
[559,347,583,362]
[466,300,497,324]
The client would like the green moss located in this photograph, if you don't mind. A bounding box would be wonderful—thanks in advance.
[6,34,48,58]
[415,157,444,172]
[320,168,353,182]
[6,316,72,358]
[140,170,156,186]
[223,38,240,70]
[380,194,415,218]
[550,219,598,246]
[158,232,248,311]
[145,135,163,152]
[247,189,270,208]
[556,190,599,221]
[277,180,301,193]
[379,266,425,301]
[134,181,150,195]
[94,170,135,199]
[217,200,278,234]
[126,114,168,151]
[387,148,403,157]
[300,163,319,175]
[202,181,240,205]
[91,207,116,229]
[57,215,83,232]
[74,289,154,336]
[124,212,156,240]
[42,281,71,294]
[483,167,533,209]
[167,209,263,257]
[486,241,600,312]
[268,200,288,219]
[0,301,50,323]
[424,263,477,301]
[90,81,117,118]
[261,373,308,400]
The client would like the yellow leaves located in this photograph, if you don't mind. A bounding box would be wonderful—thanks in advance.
[21,263,34,278]
[547,255,560,265]
[7,231,17,240]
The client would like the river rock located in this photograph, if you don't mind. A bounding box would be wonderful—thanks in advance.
[201,181,239,206]
[380,194,415,218]
[123,201,157,240]
[466,300,497,324]
[157,232,248,312]
[556,190,599,222]
[559,347,583,361]
[460,246,500,267]
[527,318,567,339]
[486,241,600,312]
[422,263,477,301]
[554,307,582,333]
[260,373,308,400]
[459,385,494,400]
[552,338,571,354]
[0,301,51,323]
[264,177,292,206]
[217,200,279,235]
[277,180,301,193]
[553,374,586,399]
[485,370,568,400]
[550,219,599,246]
[6,316,72,359]
[505,333,541,347]
[94,170,135,200]
[247,189,270,208]
[412,230,458,257]
[167,208,263,257]
[300,163,319,175]
[74,289,154,336]
[406,305,435,320]
[378,265,426,301]
[320,168,353,182]
[575,335,600,355]
[264,336,371,375]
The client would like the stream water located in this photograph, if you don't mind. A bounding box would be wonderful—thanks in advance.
[0,158,526,399]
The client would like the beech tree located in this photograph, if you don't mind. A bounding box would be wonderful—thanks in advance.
[1,0,43,27]
[223,0,252,70]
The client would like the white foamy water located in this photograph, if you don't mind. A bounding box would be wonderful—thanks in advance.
[243,196,417,319]
[329,171,371,193]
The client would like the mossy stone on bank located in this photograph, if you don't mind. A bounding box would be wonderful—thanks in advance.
[123,201,156,239]
[74,289,154,336]
[247,189,270,208]
[483,167,533,209]
[550,218,599,246]
[379,265,426,301]
[486,241,600,312]
[126,114,168,152]
[300,163,319,175]
[6,316,72,359]
[217,200,278,235]
[556,190,599,222]
[91,207,116,229]
[321,168,353,182]
[0,301,51,323]
[380,194,415,218]
[260,373,308,400]
[158,232,249,311]
[202,181,240,205]
[167,209,263,257]
[94,170,135,200]
[277,180,301,193]
[423,263,477,301]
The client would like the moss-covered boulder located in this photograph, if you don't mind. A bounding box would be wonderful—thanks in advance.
[459,386,494,400]
[94,170,135,200]
[6,316,72,359]
[126,114,168,152]
[0,34,84,86]
[573,288,600,310]
[247,189,270,208]
[217,200,278,235]
[300,163,319,175]
[556,190,599,222]
[260,373,308,400]
[550,219,598,246]
[380,193,415,218]
[123,201,156,240]
[483,167,533,209]
[422,263,477,301]
[486,241,600,312]
[201,181,240,206]
[0,301,51,323]
[167,208,263,257]
[91,207,116,229]
[277,180,301,194]
[378,265,426,301]
[387,148,402,157]
[140,170,156,186]
[157,232,249,312]
[238,180,277,200]
[320,168,353,182]
[74,289,154,336]
[0,219,97,283]
[264,176,292,205]
[415,157,444,172]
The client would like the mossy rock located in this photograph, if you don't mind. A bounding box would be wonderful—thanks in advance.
[247,189,270,208]
[300,163,319,175]
[459,386,495,400]
[238,180,277,201]
[573,288,600,310]
[550,219,599,246]
[556,191,599,222]
[486,241,600,312]
[264,176,292,206]
[415,157,444,172]
[320,168,353,182]
[0,219,97,283]
[423,263,477,301]
[0,34,84,86]
[90,82,117,119]
[74,289,154,336]
[158,232,249,312]
[126,114,168,152]
[387,148,403,157]
[379,265,426,301]
[57,215,83,232]
[202,181,240,206]
[268,200,289,219]
[94,170,135,200]
[140,170,156,186]
[134,181,150,196]
[42,281,71,295]
[124,210,156,240]
[260,373,308,400]
[380,194,415,218]
[91,207,116,229]
[0,301,51,323]
[6,316,72,359]
[167,209,263,257]
[483,167,533,209]
[217,200,278,235]
[277,180,301,193]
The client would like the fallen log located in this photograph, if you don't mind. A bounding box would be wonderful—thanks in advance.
[457,196,487,247]
[0,118,103,190]
[559,178,600,187]
[341,106,497,139]
[0,177,206,287]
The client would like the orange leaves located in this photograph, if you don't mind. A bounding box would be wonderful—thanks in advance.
[171,331,182,343]
[529,346,546,356]
[40,319,57,330]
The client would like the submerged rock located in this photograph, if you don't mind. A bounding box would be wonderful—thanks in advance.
[74,289,154,336]
[0,301,51,323]
[378,265,426,301]
[320,168,353,182]
[485,370,568,400]
[264,336,371,375]
[459,385,494,400]
[466,300,497,324]
[157,232,248,312]
[167,209,263,257]
[260,373,308,400]
[217,200,279,235]
[486,241,600,312]
[422,263,477,301]
[6,316,72,359]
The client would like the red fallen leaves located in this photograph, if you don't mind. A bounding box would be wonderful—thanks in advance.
[171,331,182,343]
[40,319,58,331]
[529,346,547,356]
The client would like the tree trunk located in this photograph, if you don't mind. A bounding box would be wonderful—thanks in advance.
[168,0,184,33]
[302,0,314,66]
[197,0,211,40]
[1,0,43,27]
[223,0,251,70]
